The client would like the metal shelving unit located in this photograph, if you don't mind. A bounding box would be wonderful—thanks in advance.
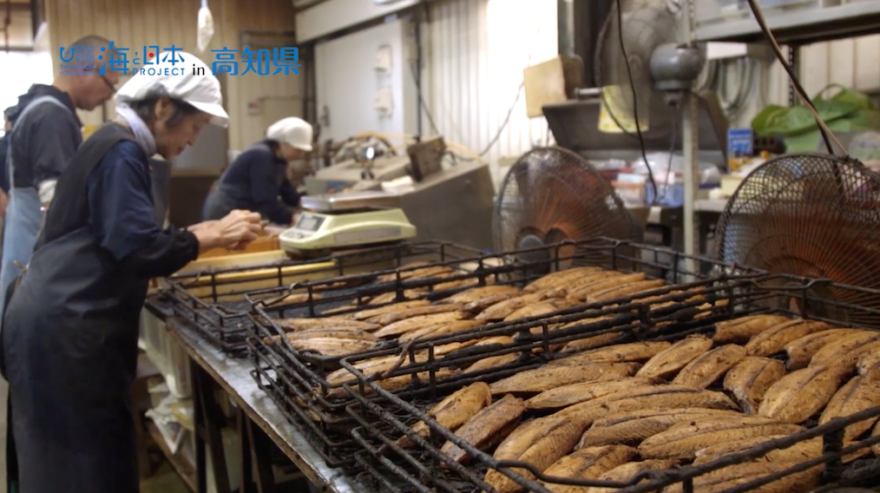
[680,0,880,259]
[694,1,880,44]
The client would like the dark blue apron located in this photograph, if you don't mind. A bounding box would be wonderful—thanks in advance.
[0,123,145,493]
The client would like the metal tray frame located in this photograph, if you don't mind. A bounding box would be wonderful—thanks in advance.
[242,238,767,468]
[150,241,482,356]
[246,237,764,412]
[342,278,880,493]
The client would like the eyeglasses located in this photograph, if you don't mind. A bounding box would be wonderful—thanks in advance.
[99,73,117,94]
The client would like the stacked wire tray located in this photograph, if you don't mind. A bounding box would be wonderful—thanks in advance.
[245,238,765,468]
[341,277,880,493]
[145,241,481,356]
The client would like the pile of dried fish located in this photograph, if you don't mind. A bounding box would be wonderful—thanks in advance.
[265,265,680,361]
[386,313,880,493]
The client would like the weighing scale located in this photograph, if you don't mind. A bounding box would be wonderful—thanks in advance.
[279,191,417,255]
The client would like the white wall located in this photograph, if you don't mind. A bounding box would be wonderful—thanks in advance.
[0,51,54,133]
[296,0,420,42]
[420,0,558,185]
[315,19,419,143]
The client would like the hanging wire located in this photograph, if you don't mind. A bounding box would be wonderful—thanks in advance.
[744,0,845,155]
[614,0,659,203]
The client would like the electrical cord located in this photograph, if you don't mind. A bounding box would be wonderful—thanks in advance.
[744,0,844,155]
[614,0,659,203]
[408,60,441,136]
[657,101,683,203]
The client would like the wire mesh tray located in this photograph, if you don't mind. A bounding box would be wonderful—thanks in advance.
[245,238,764,414]
[149,241,481,356]
[341,279,880,493]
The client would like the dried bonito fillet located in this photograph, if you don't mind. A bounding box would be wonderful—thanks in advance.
[373,311,468,338]
[523,267,605,292]
[638,415,804,460]
[576,408,742,449]
[818,369,880,442]
[525,377,661,410]
[438,285,520,305]
[758,364,852,424]
[635,335,714,379]
[364,290,426,305]
[377,264,455,282]
[283,337,377,357]
[440,394,527,464]
[367,303,464,326]
[555,386,738,428]
[539,445,638,493]
[350,300,431,321]
[722,356,786,415]
[744,319,831,357]
[858,349,880,375]
[712,314,792,343]
[504,300,567,323]
[582,459,680,493]
[476,291,552,321]
[660,461,821,493]
[326,368,458,400]
[783,328,872,370]
[671,344,746,389]
[565,273,648,304]
[584,279,667,304]
[483,415,585,493]
[397,320,482,344]
[396,382,491,448]
[271,317,381,332]
[488,362,640,395]
[692,434,822,466]
[809,331,880,370]
[552,341,672,365]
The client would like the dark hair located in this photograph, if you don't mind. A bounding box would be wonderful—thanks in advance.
[3,107,13,121]
[128,89,201,129]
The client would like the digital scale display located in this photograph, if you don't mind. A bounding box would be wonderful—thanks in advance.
[295,214,324,232]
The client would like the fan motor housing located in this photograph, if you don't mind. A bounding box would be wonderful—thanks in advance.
[649,43,705,92]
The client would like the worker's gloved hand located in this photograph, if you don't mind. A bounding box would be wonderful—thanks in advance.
[193,210,263,252]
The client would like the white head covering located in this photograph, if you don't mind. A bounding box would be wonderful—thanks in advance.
[266,117,313,152]
[115,50,229,128]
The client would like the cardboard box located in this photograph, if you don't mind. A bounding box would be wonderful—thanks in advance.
[523,55,584,119]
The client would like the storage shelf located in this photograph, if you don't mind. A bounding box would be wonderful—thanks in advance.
[147,421,197,492]
[694,1,880,44]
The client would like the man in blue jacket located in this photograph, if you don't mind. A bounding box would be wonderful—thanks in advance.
[0,34,121,317]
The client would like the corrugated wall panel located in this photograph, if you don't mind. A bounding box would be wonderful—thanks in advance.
[44,0,301,151]
[423,0,557,186]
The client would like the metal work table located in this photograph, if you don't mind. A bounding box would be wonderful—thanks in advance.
[165,316,363,493]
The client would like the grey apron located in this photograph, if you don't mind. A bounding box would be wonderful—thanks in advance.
[1,123,145,493]
[0,96,74,319]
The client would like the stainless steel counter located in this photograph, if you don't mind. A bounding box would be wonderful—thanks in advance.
[166,317,363,493]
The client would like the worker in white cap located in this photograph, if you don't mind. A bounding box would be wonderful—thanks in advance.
[201,116,313,225]
[0,50,263,493]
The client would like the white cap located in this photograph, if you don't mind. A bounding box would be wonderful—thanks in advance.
[267,117,313,152]
[115,50,229,128]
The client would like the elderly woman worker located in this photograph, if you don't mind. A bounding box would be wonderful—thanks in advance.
[0,53,263,492]
[202,116,313,225]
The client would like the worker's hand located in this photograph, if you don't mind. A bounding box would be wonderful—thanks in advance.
[194,210,263,252]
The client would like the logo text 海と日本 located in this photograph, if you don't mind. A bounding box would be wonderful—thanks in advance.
[58,42,301,76]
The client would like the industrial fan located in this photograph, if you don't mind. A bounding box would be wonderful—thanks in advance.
[493,147,644,275]
[715,156,880,327]
[595,0,704,139]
